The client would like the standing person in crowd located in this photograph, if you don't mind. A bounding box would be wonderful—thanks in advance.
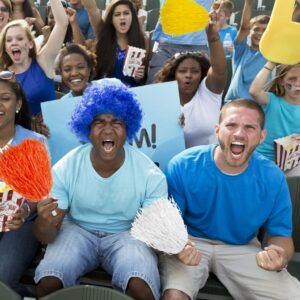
[0,0,11,32]
[69,0,95,41]
[0,0,68,136]
[224,0,270,102]
[147,0,214,84]
[0,70,45,297]
[95,0,149,87]
[11,0,45,35]
[55,43,96,98]
[250,62,300,177]
[160,100,300,300]
[154,8,226,148]
[33,79,167,299]
[130,0,146,32]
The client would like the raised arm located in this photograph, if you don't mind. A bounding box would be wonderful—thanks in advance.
[205,9,227,94]
[249,61,275,105]
[81,0,103,38]
[66,7,86,46]
[237,0,254,44]
[33,197,66,244]
[37,0,68,78]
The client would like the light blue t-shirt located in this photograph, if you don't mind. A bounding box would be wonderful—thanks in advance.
[218,26,237,43]
[152,0,213,45]
[12,125,45,146]
[257,93,300,160]
[225,37,269,102]
[52,143,168,233]
[166,144,292,245]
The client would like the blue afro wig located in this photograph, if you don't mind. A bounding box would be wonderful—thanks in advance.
[69,78,143,142]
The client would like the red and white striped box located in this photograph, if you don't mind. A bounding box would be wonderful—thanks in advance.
[274,135,300,172]
[0,182,24,232]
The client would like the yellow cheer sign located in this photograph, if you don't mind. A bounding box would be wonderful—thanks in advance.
[260,0,300,64]
[161,0,209,36]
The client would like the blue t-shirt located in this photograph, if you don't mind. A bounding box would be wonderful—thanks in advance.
[12,125,45,145]
[225,37,269,102]
[16,59,55,116]
[75,6,95,39]
[152,0,213,46]
[257,93,300,160]
[218,26,237,43]
[166,144,292,245]
[52,143,168,233]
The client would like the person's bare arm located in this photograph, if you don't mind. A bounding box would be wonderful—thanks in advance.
[236,0,254,44]
[205,9,227,94]
[37,0,68,78]
[293,0,300,21]
[66,7,86,46]
[249,61,275,105]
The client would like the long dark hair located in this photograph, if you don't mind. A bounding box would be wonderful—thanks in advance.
[95,0,145,79]
[0,79,32,129]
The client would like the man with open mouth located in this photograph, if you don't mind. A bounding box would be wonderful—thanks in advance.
[160,99,300,300]
[33,78,167,300]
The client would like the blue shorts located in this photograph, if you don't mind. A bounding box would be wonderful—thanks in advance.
[34,221,160,299]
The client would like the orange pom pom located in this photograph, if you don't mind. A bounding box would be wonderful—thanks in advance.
[0,139,52,202]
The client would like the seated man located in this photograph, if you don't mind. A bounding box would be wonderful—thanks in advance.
[160,99,300,299]
[33,78,167,300]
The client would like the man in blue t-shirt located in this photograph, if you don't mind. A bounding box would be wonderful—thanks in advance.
[33,79,167,300]
[160,100,300,300]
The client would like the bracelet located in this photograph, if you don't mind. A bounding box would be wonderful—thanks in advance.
[263,66,273,72]
[209,36,220,43]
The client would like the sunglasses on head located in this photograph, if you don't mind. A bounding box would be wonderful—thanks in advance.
[173,51,208,60]
[0,6,9,13]
[0,70,15,80]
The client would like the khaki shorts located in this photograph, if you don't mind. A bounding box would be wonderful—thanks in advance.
[159,236,300,300]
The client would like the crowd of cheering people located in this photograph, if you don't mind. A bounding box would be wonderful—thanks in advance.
[1,0,300,299]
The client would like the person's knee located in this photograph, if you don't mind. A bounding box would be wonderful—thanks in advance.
[37,276,63,297]
[126,277,154,300]
[163,289,190,300]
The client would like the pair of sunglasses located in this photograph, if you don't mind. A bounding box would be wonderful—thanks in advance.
[0,6,9,13]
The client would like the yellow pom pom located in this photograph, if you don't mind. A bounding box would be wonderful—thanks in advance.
[161,0,209,36]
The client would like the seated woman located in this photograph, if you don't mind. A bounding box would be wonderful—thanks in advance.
[55,43,96,99]
[154,10,227,148]
[95,0,149,87]
[0,0,68,137]
[0,70,45,297]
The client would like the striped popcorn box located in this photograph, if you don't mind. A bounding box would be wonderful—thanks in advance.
[0,182,24,232]
[274,135,300,172]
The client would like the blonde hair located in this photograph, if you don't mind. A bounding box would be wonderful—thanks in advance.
[0,19,37,70]
[0,0,12,15]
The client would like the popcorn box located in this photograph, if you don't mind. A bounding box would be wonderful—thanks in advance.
[123,46,146,77]
[274,135,300,172]
[0,182,24,232]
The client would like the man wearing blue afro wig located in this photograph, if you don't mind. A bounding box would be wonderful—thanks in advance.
[33,78,168,300]
[69,78,143,142]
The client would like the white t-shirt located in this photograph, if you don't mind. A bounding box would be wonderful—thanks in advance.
[181,77,222,148]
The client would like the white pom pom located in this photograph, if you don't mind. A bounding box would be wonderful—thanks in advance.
[131,198,188,254]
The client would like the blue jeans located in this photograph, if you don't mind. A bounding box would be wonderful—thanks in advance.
[35,221,160,300]
[0,219,40,297]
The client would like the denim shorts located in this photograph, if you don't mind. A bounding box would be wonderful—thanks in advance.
[34,221,160,299]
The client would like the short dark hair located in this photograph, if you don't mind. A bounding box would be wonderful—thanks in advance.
[219,99,265,129]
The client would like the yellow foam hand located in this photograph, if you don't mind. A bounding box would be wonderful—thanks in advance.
[260,0,300,64]
[161,0,209,36]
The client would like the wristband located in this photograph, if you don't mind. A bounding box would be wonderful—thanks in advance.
[263,66,273,71]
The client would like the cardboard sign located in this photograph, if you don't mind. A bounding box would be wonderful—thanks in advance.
[41,81,185,171]
[274,135,300,171]
[123,46,146,77]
